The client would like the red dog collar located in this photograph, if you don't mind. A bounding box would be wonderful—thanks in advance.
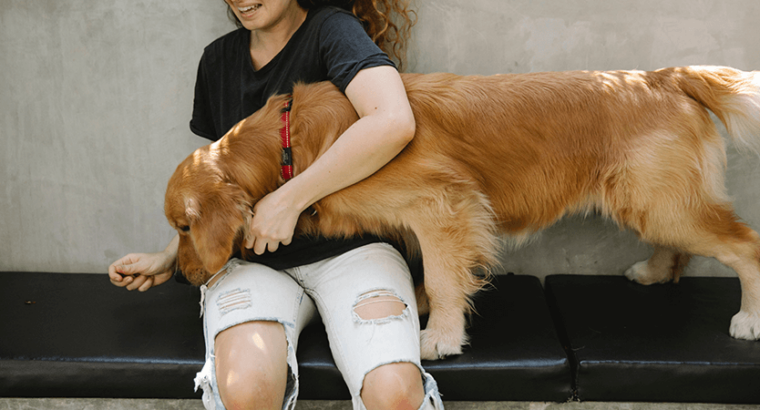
[280,99,293,180]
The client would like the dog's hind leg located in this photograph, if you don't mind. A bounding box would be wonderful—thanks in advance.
[636,203,760,340]
[686,213,760,340]
[625,245,692,285]
[608,103,760,338]
[699,215,760,340]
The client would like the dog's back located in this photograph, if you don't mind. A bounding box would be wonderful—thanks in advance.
[392,68,760,236]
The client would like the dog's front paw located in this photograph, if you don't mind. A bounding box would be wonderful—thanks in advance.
[420,328,465,360]
[730,310,760,340]
[624,261,670,285]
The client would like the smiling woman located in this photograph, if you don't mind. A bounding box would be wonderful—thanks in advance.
[226,0,305,33]
[226,0,415,69]
[108,0,441,409]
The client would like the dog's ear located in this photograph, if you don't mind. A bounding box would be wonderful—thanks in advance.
[187,183,250,275]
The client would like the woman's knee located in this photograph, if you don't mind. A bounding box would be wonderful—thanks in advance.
[361,362,425,410]
[214,321,289,410]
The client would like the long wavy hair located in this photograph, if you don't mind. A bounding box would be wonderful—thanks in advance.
[226,0,416,70]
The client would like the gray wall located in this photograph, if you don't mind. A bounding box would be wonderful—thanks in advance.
[2,0,759,279]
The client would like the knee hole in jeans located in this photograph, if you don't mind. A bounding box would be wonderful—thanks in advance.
[353,290,407,322]
[214,321,290,410]
[361,362,426,410]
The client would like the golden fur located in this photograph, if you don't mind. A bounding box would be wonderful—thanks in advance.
[165,66,760,359]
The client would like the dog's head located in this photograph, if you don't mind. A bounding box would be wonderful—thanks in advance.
[164,95,290,285]
[163,87,353,285]
[164,146,255,286]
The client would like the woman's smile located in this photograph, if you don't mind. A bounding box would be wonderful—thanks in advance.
[237,3,262,19]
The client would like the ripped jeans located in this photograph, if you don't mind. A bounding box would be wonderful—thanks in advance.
[194,243,444,410]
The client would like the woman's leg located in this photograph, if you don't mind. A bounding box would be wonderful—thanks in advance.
[353,294,425,409]
[291,243,443,410]
[362,362,426,409]
[196,259,316,410]
[215,321,289,410]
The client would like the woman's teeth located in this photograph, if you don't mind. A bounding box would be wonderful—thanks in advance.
[239,4,261,13]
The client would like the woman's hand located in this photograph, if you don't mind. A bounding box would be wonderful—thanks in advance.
[108,235,179,292]
[244,188,303,255]
[108,252,175,291]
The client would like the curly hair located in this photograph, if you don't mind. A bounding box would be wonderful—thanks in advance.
[226,0,416,70]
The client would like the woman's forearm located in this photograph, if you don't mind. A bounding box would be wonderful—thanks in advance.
[281,111,414,212]
[279,66,415,213]
[163,233,180,263]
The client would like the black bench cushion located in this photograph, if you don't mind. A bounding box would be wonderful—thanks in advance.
[422,273,572,401]
[0,271,205,398]
[1,272,571,401]
[545,274,760,404]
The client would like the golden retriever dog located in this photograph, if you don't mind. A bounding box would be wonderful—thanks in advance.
[165,66,760,360]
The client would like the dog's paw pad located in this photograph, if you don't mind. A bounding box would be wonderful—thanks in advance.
[420,328,464,360]
[730,310,760,340]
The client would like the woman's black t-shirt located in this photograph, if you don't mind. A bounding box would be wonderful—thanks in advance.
[187,6,395,271]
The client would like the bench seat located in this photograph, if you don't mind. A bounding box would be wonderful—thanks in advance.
[0,271,205,398]
[0,271,572,401]
[544,274,760,404]
[9,271,756,403]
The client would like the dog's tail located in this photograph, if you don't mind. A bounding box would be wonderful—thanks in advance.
[670,66,760,154]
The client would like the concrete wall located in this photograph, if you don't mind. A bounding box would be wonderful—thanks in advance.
[1,0,232,272]
[2,0,759,279]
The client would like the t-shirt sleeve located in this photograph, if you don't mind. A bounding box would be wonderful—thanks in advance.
[319,11,396,93]
[189,56,218,141]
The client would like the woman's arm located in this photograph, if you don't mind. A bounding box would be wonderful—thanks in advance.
[245,65,415,255]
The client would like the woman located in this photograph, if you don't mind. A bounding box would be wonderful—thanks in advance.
[108,0,444,409]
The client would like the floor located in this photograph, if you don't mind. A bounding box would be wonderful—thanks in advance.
[1,399,759,410]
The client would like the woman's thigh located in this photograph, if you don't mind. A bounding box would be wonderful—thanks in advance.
[292,244,424,398]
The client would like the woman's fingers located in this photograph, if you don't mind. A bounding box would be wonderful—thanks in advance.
[126,274,149,291]
[108,254,142,285]
[247,235,280,255]
[246,192,300,255]
[137,276,155,292]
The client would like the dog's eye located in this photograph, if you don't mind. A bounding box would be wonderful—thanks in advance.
[179,225,190,232]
